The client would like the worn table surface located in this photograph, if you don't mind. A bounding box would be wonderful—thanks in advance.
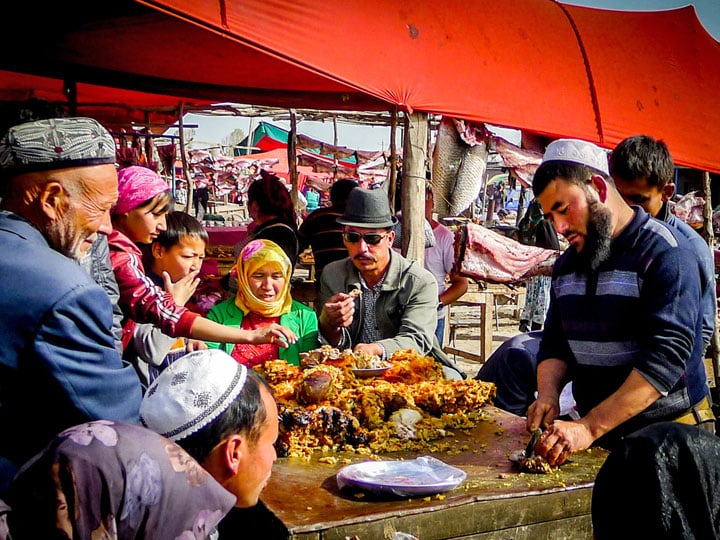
[261,406,608,539]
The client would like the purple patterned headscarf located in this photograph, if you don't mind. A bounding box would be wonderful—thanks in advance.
[7,420,235,539]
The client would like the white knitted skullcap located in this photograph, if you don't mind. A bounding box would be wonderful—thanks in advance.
[543,138,609,176]
[140,349,247,441]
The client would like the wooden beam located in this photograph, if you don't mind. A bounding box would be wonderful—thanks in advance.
[401,111,428,263]
[388,109,398,211]
[332,115,338,182]
[288,108,299,217]
[702,170,720,392]
[177,103,193,215]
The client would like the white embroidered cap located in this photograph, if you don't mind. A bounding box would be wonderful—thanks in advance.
[140,349,248,441]
[0,117,116,176]
[542,138,609,176]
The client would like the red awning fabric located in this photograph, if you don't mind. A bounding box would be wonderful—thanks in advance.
[0,69,213,132]
[1,1,718,173]
[140,0,720,174]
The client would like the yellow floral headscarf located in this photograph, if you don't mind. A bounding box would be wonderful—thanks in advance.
[234,239,293,317]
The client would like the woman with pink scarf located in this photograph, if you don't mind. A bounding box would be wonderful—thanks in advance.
[108,166,296,352]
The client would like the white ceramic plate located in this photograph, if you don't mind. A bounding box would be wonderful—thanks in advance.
[352,366,391,378]
[336,456,466,497]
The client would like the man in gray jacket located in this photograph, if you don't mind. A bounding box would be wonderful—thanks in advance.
[317,187,463,378]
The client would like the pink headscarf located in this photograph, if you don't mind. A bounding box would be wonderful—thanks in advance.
[114,165,170,214]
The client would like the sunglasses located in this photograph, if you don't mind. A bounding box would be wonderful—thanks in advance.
[343,231,389,245]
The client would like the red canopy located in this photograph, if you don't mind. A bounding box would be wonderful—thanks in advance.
[0,70,213,132]
[2,1,718,173]
[140,0,720,173]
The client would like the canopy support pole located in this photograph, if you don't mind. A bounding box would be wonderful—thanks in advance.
[702,171,720,395]
[177,104,193,216]
[388,109,398,212]
[401,111,428,264]
[332,115,338,182]
[288,108,299,220]
[63,78,77,116]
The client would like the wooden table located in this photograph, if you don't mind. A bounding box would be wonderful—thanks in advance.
[445,284,526,364]
[259,407,608,539]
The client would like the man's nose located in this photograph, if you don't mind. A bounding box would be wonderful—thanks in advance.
[552,217,569,236]
[357,239,371,252]
[98,211,113,235]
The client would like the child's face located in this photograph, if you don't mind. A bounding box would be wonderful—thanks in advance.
[152,236,207,282]
[120,206,167,244]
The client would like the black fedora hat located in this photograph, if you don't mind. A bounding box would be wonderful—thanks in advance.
[336,187,398,228]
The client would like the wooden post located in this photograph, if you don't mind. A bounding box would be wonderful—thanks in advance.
[517,185,529,226]
[401,111,428,263]
[63,78,77,116]
[245,117,255,156]
[177,104,193,215]
[388,109,398,211]
[426,114,434,175]
[332,115,338,182]
[288,109,299,218]
[702,171,720,392]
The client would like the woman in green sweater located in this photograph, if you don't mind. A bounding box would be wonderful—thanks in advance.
[207,239,318,366]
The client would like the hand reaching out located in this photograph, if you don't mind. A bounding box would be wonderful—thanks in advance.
[245,323,297,348]
[184,339,208,352]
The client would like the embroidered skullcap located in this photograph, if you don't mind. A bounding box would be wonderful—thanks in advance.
[140,350,248,442]
[114,165,170,214]
[0,117,115,177]
[542,138,609,176]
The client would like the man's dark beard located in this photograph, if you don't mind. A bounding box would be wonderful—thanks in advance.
[576,198,613,273]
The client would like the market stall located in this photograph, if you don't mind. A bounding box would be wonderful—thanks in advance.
[260,406,607,539]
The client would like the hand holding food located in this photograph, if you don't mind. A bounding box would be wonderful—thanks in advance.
[320,291,357,328]
[353,342,384,358]
[248,323,297,347]
[509,429,555,474]
[533,420,594,467]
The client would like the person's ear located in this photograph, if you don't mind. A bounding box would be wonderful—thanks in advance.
[151,242,164,260]
[589,174,608,203]
[38,181,68,221]
[662,183,676,202]
[223,434,245,474]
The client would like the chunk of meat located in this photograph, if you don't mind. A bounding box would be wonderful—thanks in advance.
[456,223,558,283]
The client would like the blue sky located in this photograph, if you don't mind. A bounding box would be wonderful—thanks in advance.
[564,0,719,39]
[179,1,719,152]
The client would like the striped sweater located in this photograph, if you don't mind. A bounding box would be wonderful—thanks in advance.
[539,207,709,442]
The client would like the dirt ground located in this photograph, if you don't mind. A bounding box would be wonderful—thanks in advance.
[443,282,525,379]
